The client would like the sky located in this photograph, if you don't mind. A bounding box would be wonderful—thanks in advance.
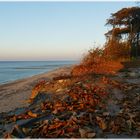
[0,1,137,61]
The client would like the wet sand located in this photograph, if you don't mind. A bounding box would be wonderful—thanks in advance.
[0,66,73,113]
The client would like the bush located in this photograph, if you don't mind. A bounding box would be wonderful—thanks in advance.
[72,43,125,76]
[104,40,130,61]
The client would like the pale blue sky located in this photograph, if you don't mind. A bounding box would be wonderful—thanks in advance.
[0,2,136,61]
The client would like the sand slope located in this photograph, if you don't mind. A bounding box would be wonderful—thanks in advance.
[0,66,72,113]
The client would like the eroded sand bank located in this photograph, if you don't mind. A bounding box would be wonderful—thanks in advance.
[0,66,73,113]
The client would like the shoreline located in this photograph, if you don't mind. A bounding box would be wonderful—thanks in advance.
[0,65,74,113]
[1,62,140,138]
[0,63,75,85]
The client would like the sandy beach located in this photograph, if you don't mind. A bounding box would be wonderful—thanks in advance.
[0,66,73,113]
[1,63,140,138]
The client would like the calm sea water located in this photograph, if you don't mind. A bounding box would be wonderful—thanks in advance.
[0,61,77,84]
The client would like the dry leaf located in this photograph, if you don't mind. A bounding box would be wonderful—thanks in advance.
[48,122,66,130]
[4,133,12,138]
[27,111,38,118]
[12,116,17,122]
[86,132,96,138]
[79,128,87,138]
[96,116,107,130]
[52,109,58,114]
[30,90,38,100]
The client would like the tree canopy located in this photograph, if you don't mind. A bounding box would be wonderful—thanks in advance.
[105,7,140,57]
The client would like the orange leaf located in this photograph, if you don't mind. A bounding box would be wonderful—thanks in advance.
[27,111,38,118]
[96,116,107,130]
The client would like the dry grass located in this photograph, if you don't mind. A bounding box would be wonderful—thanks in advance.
[104,40,131,61]
[72,59,123,76]
[71,42,128,76]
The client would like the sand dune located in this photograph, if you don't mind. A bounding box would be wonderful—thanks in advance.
[0,66,73,113]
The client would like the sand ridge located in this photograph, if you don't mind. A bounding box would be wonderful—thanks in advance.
[0,66,73,113]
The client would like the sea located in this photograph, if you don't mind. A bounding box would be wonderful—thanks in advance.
[0,61,78,84]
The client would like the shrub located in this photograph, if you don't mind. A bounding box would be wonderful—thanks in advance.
[72,43,124,76]
[104,40,131,61]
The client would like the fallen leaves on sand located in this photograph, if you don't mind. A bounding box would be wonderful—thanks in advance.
[1,74,140,138]
[30,80,47,100]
